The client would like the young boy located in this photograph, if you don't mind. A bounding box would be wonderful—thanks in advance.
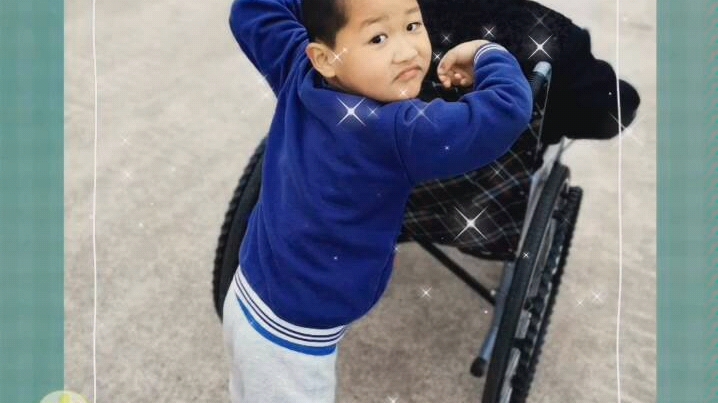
[222,0,532,400]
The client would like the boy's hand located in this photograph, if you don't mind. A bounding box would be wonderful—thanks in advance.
[437,39,491,89]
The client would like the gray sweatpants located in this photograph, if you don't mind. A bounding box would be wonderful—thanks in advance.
[222,276,339,402]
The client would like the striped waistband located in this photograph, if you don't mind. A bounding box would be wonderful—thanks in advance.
[231,267,347,355]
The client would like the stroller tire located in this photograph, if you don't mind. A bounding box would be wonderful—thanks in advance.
[482,163,573,403]
[212,137,266,320]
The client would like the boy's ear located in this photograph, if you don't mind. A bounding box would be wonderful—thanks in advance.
[306,42,338,78]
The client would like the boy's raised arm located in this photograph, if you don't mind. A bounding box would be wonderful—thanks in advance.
[390,45,533,185]
[229,0,308,94]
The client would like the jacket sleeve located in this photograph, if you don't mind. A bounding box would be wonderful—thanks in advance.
[229,0,308,94]
[391,44,533,185]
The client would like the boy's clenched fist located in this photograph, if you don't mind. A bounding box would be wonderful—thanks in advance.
[437,39,491,89]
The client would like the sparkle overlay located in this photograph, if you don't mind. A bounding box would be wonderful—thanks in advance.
[329,47,348,65]
[574,291,605,307]
[407,101,433,124]
[528,35,553,59]
[491,164,506,180]
[400,123,538,258]
[592,291,604,303]
[401,3,557,257]
[610,112,647,146]
[482,26,496,39]
[337,98,366,126]
[529,10,550,29]
[453,206,488,240]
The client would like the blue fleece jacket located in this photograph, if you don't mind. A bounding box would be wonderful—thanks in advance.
[229,0,532,331]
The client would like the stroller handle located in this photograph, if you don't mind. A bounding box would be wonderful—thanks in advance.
[529,61,552,100]
[424,61,552,101]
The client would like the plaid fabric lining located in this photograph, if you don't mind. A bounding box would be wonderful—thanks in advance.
[399,80,547,260]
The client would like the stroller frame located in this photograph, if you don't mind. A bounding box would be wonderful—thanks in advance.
[212,62,584,403]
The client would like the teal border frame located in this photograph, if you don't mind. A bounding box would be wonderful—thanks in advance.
[0,0,65,401]
[1,0,717,401]
[657,1,718,402]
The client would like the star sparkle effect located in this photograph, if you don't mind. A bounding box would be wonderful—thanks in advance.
[432,51,443,63]
[482,26,496,39]
[554,208,574,228]
[453,206,488,240]
[387,396,399,403]
[420,287,432,299]
[575,291,605,307]
[337,97,366,126]
[491,162,506,179]
[528,35,553,59]
[592,290,603,303]
[329,47,348,65]
[529,10,550,29]
[609,112,647,147]
[440,32,452,44]
[407,101,432,124]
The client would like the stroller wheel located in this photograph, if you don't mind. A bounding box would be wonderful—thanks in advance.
[212,137,266,320]
[509,186,582,403]
[482,163,582,403]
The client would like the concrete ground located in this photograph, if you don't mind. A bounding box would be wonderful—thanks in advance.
[64,0,656,401]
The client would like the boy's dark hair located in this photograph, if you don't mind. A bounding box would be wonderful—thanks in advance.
[301,0,349,49]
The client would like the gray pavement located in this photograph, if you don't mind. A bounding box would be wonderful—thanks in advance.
[64,0,656,401]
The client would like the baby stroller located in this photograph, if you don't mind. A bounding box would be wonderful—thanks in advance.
[212,59,582,402]
[212,1,640,400]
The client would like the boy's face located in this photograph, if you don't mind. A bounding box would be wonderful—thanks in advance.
[309,0,432,103]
